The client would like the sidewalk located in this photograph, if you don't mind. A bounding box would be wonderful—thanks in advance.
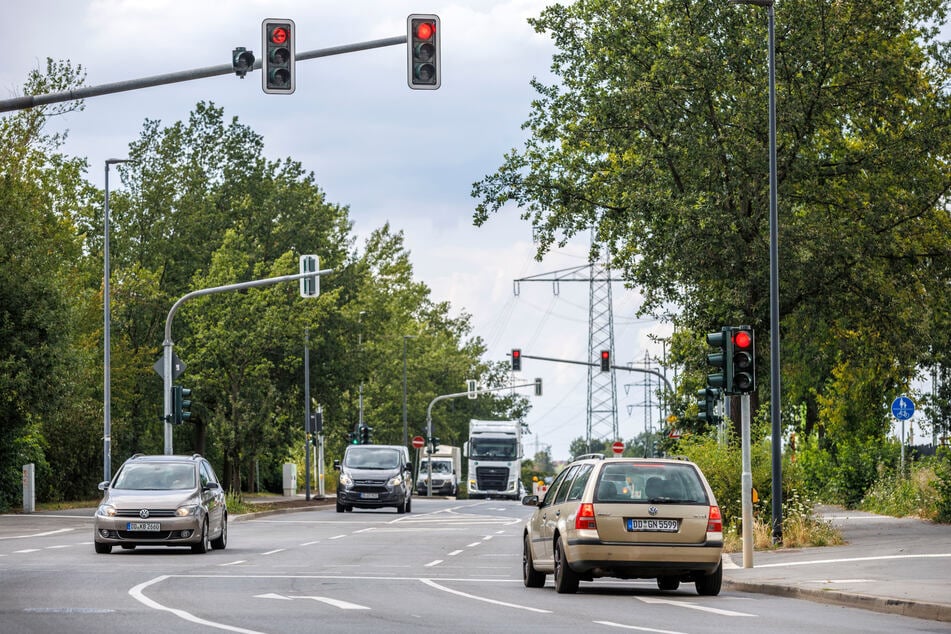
[722,506,951,622]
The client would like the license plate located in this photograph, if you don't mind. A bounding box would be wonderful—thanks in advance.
[360,492,379,499]
[127,522,161,531]
[627,518,679,532]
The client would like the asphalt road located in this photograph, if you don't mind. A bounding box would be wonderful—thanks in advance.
[0,499,947,633]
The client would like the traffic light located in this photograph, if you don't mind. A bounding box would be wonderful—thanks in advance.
[705,328,732,392]
[429,436,440,454]
[171,385,192,425]
[696,387,722,425]
[348,431,358,445]
[600,350,611,372]
[407,14,440,90]
[534,377,543,396]
[232,47,255,78]
[262,18,295,94]
[731,326,756,394]
[360,425,372,445]
[511,349,521,372]
[299,254,319,298]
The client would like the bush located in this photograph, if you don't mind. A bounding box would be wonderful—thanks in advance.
[934,448,951,523]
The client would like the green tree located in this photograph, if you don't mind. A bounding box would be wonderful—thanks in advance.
[473,0,951,471]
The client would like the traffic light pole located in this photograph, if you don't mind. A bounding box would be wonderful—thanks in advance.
[0,36,407,113]
[162,267,332,455]
[741,393,754,568]
[423,380,540,497]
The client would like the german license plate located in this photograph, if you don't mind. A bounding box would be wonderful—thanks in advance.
[627,518,679,532]
[360,493,379,499]
[127,522,161,531]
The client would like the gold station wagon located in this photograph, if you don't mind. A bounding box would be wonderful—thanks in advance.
[522,454,724,595]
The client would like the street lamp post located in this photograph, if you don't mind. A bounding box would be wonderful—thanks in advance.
[731,0,782,544]
[103,158,130,483]
[402,335,417,448]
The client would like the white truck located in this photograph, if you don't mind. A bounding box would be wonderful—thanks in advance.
[416,445,462,497]
[464,419,523,500]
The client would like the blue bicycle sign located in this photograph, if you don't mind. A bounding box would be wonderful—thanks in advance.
[891,395,915,421]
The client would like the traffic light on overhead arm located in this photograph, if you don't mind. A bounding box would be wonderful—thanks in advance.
[407,14,440,89]
[600,350,611,372]
[511,349,521,372]
[262,19,295,94]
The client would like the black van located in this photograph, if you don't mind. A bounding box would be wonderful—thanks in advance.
[334,444,413,513]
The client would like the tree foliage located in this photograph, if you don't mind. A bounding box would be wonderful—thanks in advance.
[473,0,951,473]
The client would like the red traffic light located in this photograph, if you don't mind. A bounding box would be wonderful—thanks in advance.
[270,27,288,44]
[600,350,610,372]
[416,21,435,40]
[734,329,752,349]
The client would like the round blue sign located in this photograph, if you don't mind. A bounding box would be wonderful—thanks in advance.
[891,396,915,421]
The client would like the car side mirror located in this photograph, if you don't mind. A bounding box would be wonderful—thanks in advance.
[98,481,110,491]
[333,459,341,471]
[522,494,540,507]
[203,482,220,491]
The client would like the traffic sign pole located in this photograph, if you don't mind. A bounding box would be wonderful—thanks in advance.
[892,396,915,474]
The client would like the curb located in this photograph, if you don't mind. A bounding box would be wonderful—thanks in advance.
[231,498,335,523]
[723,579,951,623]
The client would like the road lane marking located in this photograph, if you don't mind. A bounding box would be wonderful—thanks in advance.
[448,550,463,556]
[751,553,951,568]
[0,528,75,540]
[13,549,40,554]
[219,560,246,566]
[329,534,347,540]
[130,576,265,634]
[301,540,320,546]
[255,593,370,610]
[594,621,688,633]
[466,542,482,548]
[636,596,755,617]
[261,549,285,555]
[419,578,551,613]
[424,560,443,567]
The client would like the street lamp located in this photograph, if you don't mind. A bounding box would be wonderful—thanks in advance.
[402,335,418,448]
[104,158,130,483]
[730,0,782,544]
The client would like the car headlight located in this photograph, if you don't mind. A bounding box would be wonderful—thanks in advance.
[387,474,403,486]
[96,504,116,517]
[176,504,200,517]
[339,473,353,487]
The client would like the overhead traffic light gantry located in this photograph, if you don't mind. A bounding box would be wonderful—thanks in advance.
[407,14,440,89]
[262,18,295,94]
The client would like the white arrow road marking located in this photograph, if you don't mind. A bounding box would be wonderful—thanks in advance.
[131,576,265,634]
[636,596,755,617]
[254,593,369,610]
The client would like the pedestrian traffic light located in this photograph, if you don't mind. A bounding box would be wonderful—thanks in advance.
[171,385,192,425]
[262,18,295,94]
[407,14,440,90]
[360,425,372,445]
[731,326,756,394]
[705,328,732,392]
[511,349,521,372]
[696,387,722,425]
[299,254,319,298]
[600,350,611,372]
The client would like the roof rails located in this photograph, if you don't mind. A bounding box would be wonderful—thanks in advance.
[572,453,605,461]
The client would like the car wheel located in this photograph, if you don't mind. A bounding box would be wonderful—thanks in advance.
[396,500,406,514]
[657,576,680,591]
[405,496,412,513]
[344,505,353,512]
[94,542,112,554]
[191,519,210,554]
[553,536,579,594]
[211,513,228,550]
[523,534,546,588]
[336,499,345,513]
[695,561,722,596]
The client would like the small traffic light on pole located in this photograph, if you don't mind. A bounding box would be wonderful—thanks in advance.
[262,19,295,94]
[360,425,372,445]
[511,349,521,372]
[696,387,721,425]
[299,254,319,298]
[600,350,611,372]
[407,14,440,89]
[232,47,255,78]
[171,385,192,425]
[429,436,440,454]
[731,326,755,394]
[705,328,732,392]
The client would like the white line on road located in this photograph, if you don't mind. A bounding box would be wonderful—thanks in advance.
[0,528,76,540]
[448,550,463,556]
[219,560,246,566]
[130,576,265,634]
[301,540,320,546]
[424,560,443,567]
[419,578,552,613]
[752,552,951,569]
[594,621,689,633]
[329,534,347,540]
[466,542,482,548]
[636,596,755,617]
[261,549,285,556]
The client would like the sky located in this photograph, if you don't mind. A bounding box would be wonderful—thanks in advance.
[2,0,695,462]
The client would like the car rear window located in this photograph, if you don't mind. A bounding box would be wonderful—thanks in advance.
[594,462,708,504]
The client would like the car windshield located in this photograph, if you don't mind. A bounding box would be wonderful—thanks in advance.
[421,460,451,474]
[469,438,517,460]
[112,463,196,490]
[594,462,708,504]
[344,448,402,469]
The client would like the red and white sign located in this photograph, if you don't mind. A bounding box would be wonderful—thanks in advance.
[412,436,425,449]
[612,441,625,455]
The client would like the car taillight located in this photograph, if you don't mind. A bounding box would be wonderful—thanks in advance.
[707,505,722,533]
[575,502,597,530]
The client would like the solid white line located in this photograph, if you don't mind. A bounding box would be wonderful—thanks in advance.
[0,528,76,540]
[594,621,688,633]
[419,578,551,613]
[753,552,951,569]
[129,576,266,633]
[636,596,755,617]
